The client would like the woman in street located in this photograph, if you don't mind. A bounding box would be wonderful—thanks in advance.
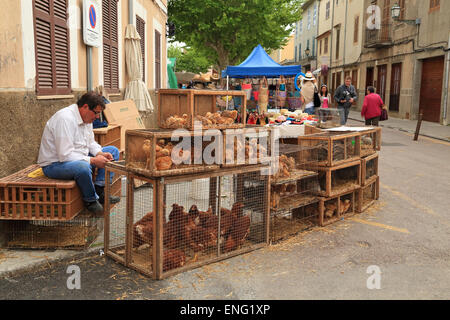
[361,86,383,126]
[300,72,317,115]
[318,84,331,122]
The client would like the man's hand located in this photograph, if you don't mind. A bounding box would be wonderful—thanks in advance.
[90,155,110,168]
[349,98,354,103]
[96,151,114,161]
[340,99,346,103]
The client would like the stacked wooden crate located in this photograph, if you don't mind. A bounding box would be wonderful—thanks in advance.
[299,128,381,226]
[104,89,273,280]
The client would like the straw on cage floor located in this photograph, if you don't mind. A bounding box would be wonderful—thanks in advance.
[6,223,99,249]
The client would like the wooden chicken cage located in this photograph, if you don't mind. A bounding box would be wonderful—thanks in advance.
[93,124,122,150]
[270,200,319,243]
[0,165,84,221]
[222,126,273,167]
[4,212,101,249]
[158,89,247,130]
[359,128,382,157]
[356,176,379,213]
[125,129,221,177]
[361,153,379,186]
[318,189,357,227]
[298,132,361,167]
[307,160,361,198]
[104,163,270,280]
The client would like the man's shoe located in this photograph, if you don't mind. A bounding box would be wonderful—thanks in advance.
[95,185,121,205]
[86,201,104,216]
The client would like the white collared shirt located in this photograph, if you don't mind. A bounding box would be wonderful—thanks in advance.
[37,104,102,167]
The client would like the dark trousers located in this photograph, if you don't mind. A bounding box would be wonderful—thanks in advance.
[365,116,380,126]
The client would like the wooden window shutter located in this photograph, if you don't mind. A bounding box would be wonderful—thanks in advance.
[103,0,119,92]
[155,30,161,89]
[136,15,145,83]
[34,0,71,95]
[354,16,359,43]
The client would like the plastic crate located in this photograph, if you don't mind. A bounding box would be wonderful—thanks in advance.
[0,165,84,221]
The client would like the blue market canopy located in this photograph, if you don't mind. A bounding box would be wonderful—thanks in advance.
[222,44,302,78]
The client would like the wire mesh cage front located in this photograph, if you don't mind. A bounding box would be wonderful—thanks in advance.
[271,201,319,243]
[357,177,379,213]
[5,212,101,249]
[271,144,319,183]
[158,89,246,130]
[339,191,356,218]
[158,168,269,278]
[360,128,381,157]
[105,162,129,266]
[299,132,361,167]
[223,127,272,167]
[319,196,340,226]
[317,161,361,197]
[362,153,379,186]
[126,129,221,177]
[316,108,342,129]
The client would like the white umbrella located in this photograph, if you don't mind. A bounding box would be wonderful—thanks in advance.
[124,24,154,112]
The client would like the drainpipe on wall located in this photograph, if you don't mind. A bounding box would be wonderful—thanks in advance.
[442,33,450,125]
[343,0,348,68]
[128,0,134,24]
[87,46,93,91]
[330,0,335,87]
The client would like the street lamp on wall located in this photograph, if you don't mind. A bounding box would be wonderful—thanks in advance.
[391,2,420,25]
[391,3,401,20]
[305,47,311,57]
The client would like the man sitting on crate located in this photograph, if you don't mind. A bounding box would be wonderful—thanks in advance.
[37,91,120,216]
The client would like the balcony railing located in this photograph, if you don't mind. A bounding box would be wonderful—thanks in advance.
[365,23,393,48]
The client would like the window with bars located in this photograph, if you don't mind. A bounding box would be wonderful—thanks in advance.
[352,69,358,89]
[354,16,359,43]
[313,4,317,26]
[307,9,311,30]
[335,28,340,60]
[324,37,328,54]
[103,0,119,93]
[33,0,71,96]
[155,30,161,89]
[326,1,330,20]
[136,15,146,83]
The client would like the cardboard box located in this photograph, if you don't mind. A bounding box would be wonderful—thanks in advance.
[103,100,145,150]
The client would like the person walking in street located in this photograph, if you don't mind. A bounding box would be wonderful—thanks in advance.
[37,91,121,216]
[318,84,332,122]
[361,86,383,126]
[300,71,318,115]
[334,76,358,125]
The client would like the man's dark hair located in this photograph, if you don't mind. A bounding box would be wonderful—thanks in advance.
[345,76,352,81]
[77,91,106,110]
[367,86,375,94]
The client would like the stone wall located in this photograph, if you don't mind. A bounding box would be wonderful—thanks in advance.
[0,90,158,179]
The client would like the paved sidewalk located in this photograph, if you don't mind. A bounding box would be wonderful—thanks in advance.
[349,110,450,142]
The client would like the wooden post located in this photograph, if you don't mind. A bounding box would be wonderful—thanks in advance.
[414,113,423,141]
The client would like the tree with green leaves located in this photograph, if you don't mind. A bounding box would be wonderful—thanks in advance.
[168,0,303,73]
[168,45,211,74]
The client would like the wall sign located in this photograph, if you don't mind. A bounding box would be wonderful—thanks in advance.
[83,0,101,47]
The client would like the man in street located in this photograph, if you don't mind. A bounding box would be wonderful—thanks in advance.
[334,76,358,125]
[37,91,120,216]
